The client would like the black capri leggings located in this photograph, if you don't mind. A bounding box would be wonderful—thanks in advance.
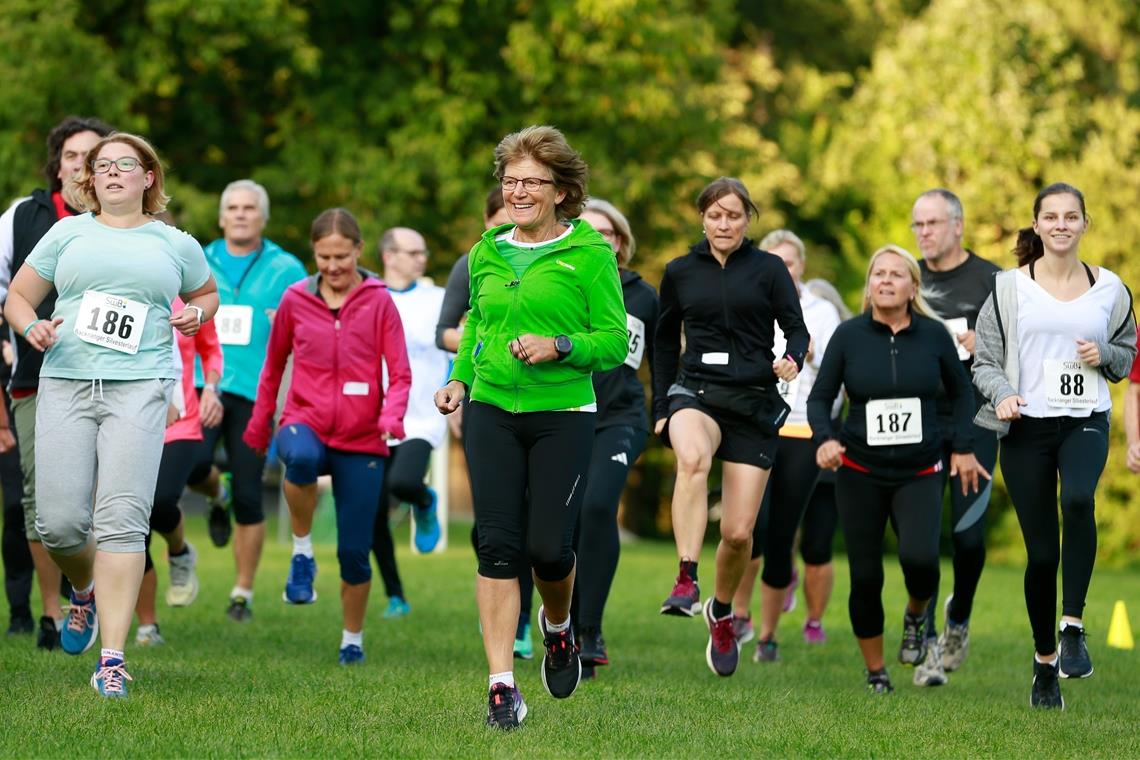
[464,402,594,582]
[1000,412,1107,656]
[144,439,199,572]
[836,466,943,639]
[187,392,267,525]
[749,437,817,588]
[799,474,838,566]
[371,438,433,600]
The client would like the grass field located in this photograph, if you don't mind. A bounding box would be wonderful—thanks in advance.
[1,517,1138,758]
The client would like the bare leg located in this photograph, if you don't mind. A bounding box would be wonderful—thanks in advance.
[858,634,885,671]
[135,567,157,626]
[714,462,770,606]
[804,561,834,621]
[757,582,785,640]
[667,410,721,562]
[732,557,761,617]
[92,550,145,652]
[341,580,370,632]
[233,522,266,590]
[284,481,318,537]
[29,541,64,619]
[49,539,96,591]
[477,575,520,675]
[533,563,575,624]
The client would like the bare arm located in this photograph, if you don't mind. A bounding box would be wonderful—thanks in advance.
[172,275,220,336]
[3,266,59,351]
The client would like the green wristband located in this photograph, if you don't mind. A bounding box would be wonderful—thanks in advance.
[21,320,42,338]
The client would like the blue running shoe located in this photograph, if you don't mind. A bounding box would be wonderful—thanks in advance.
[514,622,534,660]
[283,554,317,604]
[61,593,99,655]
[412,488,441,554]
[383,596,411,618]
[339,644,365,665]
[91,657,132,698]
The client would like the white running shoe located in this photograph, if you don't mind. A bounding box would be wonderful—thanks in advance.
[938,595,970,672]
[913,640,948,687]
[135,623,166,646]
[165,543,200,607]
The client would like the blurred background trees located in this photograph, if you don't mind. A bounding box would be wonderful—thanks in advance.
[2,0,1138,562]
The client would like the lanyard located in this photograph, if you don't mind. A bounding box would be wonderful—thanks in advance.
[230,242,265,298]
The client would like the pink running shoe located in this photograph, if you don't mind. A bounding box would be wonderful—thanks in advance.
[803,618,827,644]
[782,566,799,613]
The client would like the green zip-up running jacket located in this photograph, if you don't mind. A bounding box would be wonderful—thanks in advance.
[450,219,627,413]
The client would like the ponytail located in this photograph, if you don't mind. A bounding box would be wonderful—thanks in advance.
[1013,227,1044,267]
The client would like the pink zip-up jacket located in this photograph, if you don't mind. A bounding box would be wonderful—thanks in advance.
[166,297,224,443]
[243,272,411,455]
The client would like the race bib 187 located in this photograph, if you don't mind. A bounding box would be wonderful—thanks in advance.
[73,290,148,355]
[1043,359,1098,409]
[865,397,922,446]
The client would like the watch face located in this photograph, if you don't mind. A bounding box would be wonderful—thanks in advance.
[556,336,572,353]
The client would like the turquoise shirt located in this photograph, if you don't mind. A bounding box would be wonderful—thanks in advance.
[216,247,258,291]
[26,213,211,380]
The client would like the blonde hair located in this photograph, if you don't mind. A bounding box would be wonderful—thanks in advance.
[805,278,852,319]
[70,133,170,215]
[759,229,806,262]
[861,244,942,321]
[583,198,636,267]
[494,125,588,220]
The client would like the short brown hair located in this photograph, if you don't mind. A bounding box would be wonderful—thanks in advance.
[70,133,170,215]
[697,177,759,218]
[310,207,362,246]
[494,125,588,220]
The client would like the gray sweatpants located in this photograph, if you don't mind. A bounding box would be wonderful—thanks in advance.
[35,378,172,555]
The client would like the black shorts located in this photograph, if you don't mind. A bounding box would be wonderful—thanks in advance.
[663,391,779,469]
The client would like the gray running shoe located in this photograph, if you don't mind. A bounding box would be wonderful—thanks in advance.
[913,640,948,686]
[753,637,779,663]
[898,611,927,666]
[732,615,755,645]
[703,599,739,677]
[938,596,970,672]
[866,668,894,695]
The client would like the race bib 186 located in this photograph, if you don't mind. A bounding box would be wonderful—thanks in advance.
[865,397,922,446]
[624,313,646,370]
[74,290,148,355]
[1043,359,1098,409]
[215,304,254,346]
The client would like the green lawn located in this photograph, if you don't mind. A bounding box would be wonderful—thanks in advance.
[1,518,1138,758]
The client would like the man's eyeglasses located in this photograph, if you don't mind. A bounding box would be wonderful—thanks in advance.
[500,176,555,192]
[909,218,950,232]
[92,157,141,174]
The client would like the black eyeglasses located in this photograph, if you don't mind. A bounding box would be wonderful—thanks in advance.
[92,157,141,174]
[500,176,555,192]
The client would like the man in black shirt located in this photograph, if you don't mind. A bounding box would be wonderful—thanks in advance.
[908,188,1001,685]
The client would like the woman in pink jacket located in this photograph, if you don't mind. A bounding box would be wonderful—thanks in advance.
[244,208,410,664]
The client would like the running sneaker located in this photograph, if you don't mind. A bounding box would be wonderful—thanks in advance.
[803,618,827,644]
[782,566,799,613]
[753,637,779,663]
[898,611,927,666]
[6,614,33,636]
[165,543,199,607]
[577,625,609,666]
[135,623,165,647]
[91,657,133,698]
[866,668,894,695]
[283,554,317,604]
[938,595,970,671]
[703,598,739,677]
[514,622,534,660]
[486,682,528,730]
[660,566,701,617]
[1058,625,1093,678]
[36,616,61,651]
[1031,658,1064,709]
[538,605,581,699]
[412,487,441,554]
[207,471,233,548]
[338,644,364,665]
[581,663,597,681]
[61,592,98,655]
[226,595,253,623]
[383,596,411,619]
[733,615,756,645]
[913,640,948,686]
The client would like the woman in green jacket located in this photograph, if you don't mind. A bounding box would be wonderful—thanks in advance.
[435,125,626,730]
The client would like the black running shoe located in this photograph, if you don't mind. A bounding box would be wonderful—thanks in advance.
[1058,625,1093,679]
[898,611,927,666]
[6,614,34,636]
[486,682,527,730]
[578,626,609,666]
[703,598,739,677]
[580,663,597,681]
[207,504,232,548]
[866,668,894,695]
[226,596,253,623]
[36,616,60,651]
[660,567,701,617]
[1031,659,1064,709]
[539,606,581,699]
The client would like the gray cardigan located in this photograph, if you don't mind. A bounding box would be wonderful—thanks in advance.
[972,267,1136,436]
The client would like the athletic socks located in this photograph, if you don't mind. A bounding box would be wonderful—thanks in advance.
[545,615,570,633]
[1060,620,1083,632]
[292,534,314,558]
[341,629,363,649]
[231,586,254,603]
[680,559,698,583]
[489,671,515,689]
[711,598,732,620]
[73,581,94,602]
[170,545,190,558]
[1036,653,1059,666]
[100,648,124,664]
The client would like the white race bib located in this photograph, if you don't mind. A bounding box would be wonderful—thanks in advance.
[215,304,254,346]
[1043,359,1098,409]
[944,317,971,362]
[701,352,729,366]
[777,376,800,407]
[73,290,148,355]
[342,381,370,396]
[865,397,922,446]
[624,313,646,370]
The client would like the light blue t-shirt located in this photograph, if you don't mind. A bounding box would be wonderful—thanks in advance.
[26,213,211,380]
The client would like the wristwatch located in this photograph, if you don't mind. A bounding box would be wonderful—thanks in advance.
[202,382,219,393]
[555,335,573,361]
[187,304,205,324]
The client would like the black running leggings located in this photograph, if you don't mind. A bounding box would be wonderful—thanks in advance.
[187,392,267,525]
[836,466,942,639]
[1000,412,1107,656]
[749,437,817,588]
[464,402,594,581]
[144,439,198,572]
[371,438,433,599]
[573,424,647,629]
[1,416,32,617]
[799,476,838,565]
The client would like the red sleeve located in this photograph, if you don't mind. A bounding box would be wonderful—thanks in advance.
[1130,335,1140,382]
[195,318,224,380]
[243,290,296,451]
[375,290,410,440]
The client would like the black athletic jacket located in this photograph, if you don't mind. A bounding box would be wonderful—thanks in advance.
[594,269,659,431]
[653,239,808,420]
[807,310,974,474]
[7,189,66,392]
